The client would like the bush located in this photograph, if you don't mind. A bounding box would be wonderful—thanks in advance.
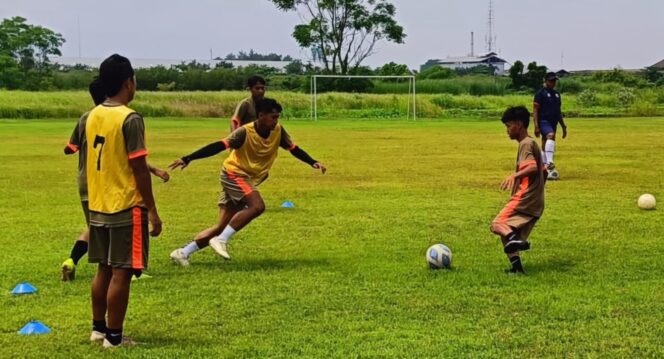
[616,88,636,107]
[156,82,177,91]
[578,89,598,107]
[558,78,583,94]
[418,66,455,80]
[629,101,658,117]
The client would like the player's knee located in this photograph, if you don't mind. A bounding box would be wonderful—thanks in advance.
[254,202,266,216]
[546,133,555,140]
[111,268,133,282]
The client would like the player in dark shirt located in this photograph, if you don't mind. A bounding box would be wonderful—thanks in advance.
[533,72,568,180]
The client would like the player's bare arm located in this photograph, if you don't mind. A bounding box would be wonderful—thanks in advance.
[148,164,170,182]
[130,156,162,237]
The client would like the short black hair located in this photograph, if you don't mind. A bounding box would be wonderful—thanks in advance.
[99,54,134,97]
[247,75,266,88]
[88,77,106,105]
[501,106,530,128]
[255,98,282,114]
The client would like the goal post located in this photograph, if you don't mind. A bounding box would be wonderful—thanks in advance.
[310,75,416,121]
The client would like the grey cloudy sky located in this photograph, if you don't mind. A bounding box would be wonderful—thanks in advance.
[2,0,662,70]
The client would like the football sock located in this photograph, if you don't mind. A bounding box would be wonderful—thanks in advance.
[545,140,556,164]
[505,231,519,242]
[181,241,200,257]
[93,320,107,334]
[219,225,237,244]
[541,152,547,165]
[106,327,122,346]
[510,256,523,271]
[70,240,88,265]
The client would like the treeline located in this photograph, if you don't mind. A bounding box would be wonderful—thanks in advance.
[8,58,664,99]
[221,49,293,61]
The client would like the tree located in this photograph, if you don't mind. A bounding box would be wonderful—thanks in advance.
[524,62,547,90]
[418,66,454,80]
[376,62,411,76]
[508,60,524,89]
[224,50,294,61]
[644,67,663,84]
[0,16,65,89]
[269,0,406,74]
[285,59,305,75]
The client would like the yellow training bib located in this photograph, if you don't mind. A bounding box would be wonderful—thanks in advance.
[86,105,145,214]
[223,122,282,182]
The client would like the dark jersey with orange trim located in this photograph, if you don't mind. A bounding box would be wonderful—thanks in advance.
[510,137,545,217]
[67,112,90,200]
[230,97,257,130]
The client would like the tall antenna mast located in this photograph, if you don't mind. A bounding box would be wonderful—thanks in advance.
[485,0,496,53]
[470,32,475,57]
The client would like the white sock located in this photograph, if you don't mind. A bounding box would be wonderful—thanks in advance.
[545,140,556,164]
[541,152,548,165]
[218,225,237,244]
[181,241,200,257]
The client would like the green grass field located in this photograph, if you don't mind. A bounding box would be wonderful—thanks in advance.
[1,117,663,358]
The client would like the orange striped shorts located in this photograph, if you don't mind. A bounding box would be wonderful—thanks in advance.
[492,207,539,240]
[219,170,261,209]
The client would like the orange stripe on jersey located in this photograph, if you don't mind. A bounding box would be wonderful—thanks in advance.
[131,207,143,270]
[497,177,529,224]
[518,160,537,170]
[288,143,297,151]
[227,170,253,195]
[128,149,148,160]
[67,143,79,153]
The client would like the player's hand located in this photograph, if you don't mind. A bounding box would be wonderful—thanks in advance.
[168,158,188,170]
[154,168,170,182]
[313,162,327,174]
[534,127,541,138]
[148,208,162,237]
[500,174,516,191]
[562,126,568,139]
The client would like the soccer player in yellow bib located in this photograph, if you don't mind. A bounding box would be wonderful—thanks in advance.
[60,79,169,282]
[85,54,162,348]
[169,98,326,265]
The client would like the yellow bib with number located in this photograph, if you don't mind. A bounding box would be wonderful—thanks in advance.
[86,105,144,214]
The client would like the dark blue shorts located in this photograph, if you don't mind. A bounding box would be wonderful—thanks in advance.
[538,120,557,136]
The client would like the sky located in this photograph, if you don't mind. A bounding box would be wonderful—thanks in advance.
[2,0,663,71]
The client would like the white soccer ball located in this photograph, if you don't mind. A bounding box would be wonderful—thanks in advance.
[638,194,656,210]
[548,169,560,181]
[427,244,452,269]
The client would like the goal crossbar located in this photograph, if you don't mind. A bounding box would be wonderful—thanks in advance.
[310,75,416,121]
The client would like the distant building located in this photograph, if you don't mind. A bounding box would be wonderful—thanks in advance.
[548,69,571,78]
[421,52,509,75]
[649,59,664,70]
[49,57,292,71]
